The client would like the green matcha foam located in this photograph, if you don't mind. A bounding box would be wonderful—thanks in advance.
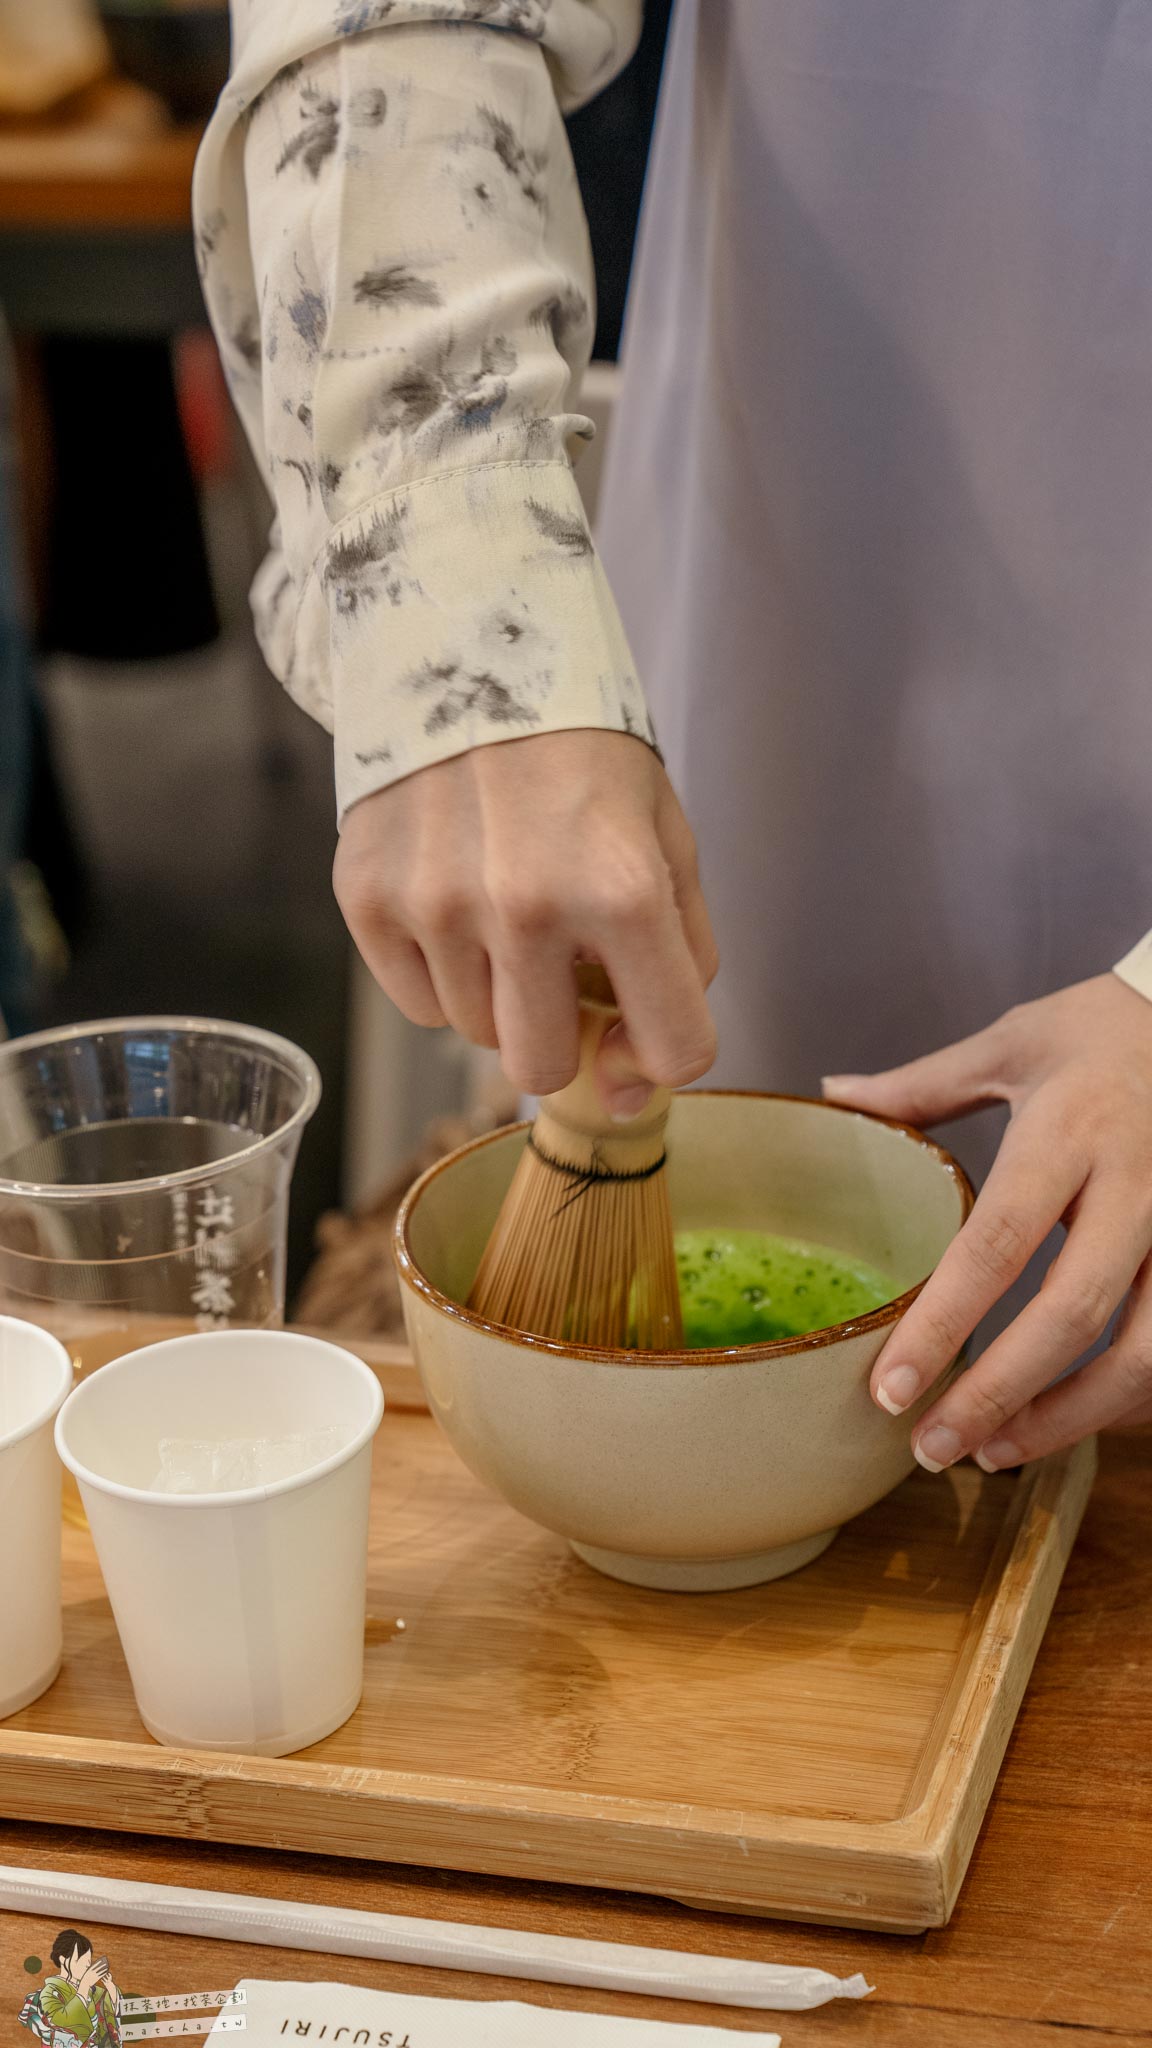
[675,1229,894,1349]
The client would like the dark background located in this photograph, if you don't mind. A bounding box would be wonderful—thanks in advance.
[570,0,672,359]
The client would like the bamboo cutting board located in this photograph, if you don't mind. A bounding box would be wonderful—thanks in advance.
[0,1339,1094,1933]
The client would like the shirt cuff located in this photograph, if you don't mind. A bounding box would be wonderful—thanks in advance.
[276,455,656,820]
[1113,933,1152,1005]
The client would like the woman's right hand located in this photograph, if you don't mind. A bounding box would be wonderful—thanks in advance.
[334,729,719,1114]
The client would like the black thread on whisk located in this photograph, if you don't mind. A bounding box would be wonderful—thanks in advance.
[526,1133,668,1213]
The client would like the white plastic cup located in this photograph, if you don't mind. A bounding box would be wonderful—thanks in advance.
[0,1315,73,1717]
[54,1330,385,1756]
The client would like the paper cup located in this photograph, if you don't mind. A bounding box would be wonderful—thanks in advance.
[0,1316,72,1717]
[55,1330,384,1756]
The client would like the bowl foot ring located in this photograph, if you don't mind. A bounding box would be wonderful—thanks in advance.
[569,1527,840,1591]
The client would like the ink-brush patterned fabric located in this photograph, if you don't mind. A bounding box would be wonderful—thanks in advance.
[194,4,650,818]
[198,0,1152,1020]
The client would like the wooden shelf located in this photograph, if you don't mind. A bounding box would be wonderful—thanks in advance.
[0,81,200,230]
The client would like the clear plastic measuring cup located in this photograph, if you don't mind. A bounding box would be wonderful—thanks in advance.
[0,1017,321,1523]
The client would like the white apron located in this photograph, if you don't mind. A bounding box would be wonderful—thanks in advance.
[599,0,1152,1212]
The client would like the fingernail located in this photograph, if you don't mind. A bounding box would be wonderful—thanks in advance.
[974,1438,1022,1473]
[609,1084,655,1122]
[822,1074,864,1096]
[914,1424,963,1474]
[876,1365,921,1416]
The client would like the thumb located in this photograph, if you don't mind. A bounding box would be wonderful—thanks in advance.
[822,1024,1006,1126]
[595,1017,656,1121]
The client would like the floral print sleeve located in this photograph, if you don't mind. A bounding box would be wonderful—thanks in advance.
[194,3,650,818]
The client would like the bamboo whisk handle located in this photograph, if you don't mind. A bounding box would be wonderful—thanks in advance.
[534,967,672,1173]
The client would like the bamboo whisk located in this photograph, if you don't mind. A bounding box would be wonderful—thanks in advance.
[468,966,684,1349]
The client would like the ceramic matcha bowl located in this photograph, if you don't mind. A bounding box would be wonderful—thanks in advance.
[394,1093,974,1591]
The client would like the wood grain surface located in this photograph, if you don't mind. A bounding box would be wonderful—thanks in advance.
[0,1363,1095,1932]
[0,1427,1150,2040]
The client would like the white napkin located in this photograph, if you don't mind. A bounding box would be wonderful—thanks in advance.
[214,1978,781,2047]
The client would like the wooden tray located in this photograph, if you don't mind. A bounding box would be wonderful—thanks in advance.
[0,1339,1095,1934]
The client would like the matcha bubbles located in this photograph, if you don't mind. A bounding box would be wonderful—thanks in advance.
[675,1229,894,1349]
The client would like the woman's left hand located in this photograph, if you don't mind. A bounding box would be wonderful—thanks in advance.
[823,973,1152,1472]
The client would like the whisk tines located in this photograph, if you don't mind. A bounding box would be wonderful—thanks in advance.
[467,968,683,1350]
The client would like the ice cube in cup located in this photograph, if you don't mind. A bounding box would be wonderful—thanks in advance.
[151,1427,349,1494]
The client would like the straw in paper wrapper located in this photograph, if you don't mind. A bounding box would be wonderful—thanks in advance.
[0,1866,873,2014]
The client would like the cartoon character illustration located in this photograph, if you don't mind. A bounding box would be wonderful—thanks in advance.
[20,1930,122,2048]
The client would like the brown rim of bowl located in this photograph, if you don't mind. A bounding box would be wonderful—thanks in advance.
[392,1090,976,1369]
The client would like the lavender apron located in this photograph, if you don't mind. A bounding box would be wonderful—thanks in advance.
[599,0,1152,1294]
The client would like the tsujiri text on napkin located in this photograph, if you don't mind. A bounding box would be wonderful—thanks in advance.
[211,1980,783,2047]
